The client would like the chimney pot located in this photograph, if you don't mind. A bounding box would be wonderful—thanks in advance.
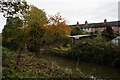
[77,21,79,25]
[104,19,107,23]
[85,21,88,24]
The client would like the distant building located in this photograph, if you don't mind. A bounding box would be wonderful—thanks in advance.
[70,20,120,33]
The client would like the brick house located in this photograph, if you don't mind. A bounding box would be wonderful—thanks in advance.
[70,20,120,34]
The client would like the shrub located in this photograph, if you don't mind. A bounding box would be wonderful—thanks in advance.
[2,47,86,78]
[70,26,83,36]
[68,37,120,67]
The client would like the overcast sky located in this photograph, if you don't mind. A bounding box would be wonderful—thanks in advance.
[0,0,120,32]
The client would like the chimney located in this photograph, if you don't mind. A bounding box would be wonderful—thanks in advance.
[77,21,79,26]
[85,21,88,25]
[104,19,107,29]
[104,19,107,23]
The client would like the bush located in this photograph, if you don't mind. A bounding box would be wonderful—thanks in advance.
[2,47,86,78]
[70,26,83,36]
[68,37,120,67]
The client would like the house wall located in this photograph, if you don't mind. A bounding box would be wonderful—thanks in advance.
[82,26,120,33]
[113,26,119,33]
[91,26,119,33]
[99,27,105,32]
[119,27,120,33]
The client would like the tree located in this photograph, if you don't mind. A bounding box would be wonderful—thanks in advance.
[2,17,23,51]
[48,13,71,35]
[24,5,47,28]
[0,0,29,18]
[0,0,30,52]
[0,0,30,50]
[0,0,30,49]
[24,6,48,52]
[1,0,29,70]
[70,26,83,36]
[43,13,71,47]
[2,17,28,70]
[103,26,115,40]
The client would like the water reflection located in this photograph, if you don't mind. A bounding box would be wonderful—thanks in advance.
[36,54,120,78]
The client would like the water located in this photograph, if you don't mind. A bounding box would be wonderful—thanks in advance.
[36,54,120,78]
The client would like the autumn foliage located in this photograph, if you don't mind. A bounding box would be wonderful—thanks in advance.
[47,13,71,35]
[2,7,71,52]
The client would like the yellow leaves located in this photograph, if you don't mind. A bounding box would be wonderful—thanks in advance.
[48,13,71,35]
[49,12,64,25]
[24,7,71,35]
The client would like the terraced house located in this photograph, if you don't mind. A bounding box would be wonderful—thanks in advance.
[71,19,120,34]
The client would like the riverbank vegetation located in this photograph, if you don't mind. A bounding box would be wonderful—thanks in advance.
[40,36,120,68]
[69,37,120,68]
[1,0,120,79]
[2,46,86,78]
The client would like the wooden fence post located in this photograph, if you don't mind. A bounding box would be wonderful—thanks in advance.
[118,39,120,46]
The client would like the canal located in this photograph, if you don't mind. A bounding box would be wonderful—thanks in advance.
[36,54,120,78]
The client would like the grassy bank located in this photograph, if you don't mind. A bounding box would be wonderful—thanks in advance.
[42,37,120,68]
[2,47,86,78]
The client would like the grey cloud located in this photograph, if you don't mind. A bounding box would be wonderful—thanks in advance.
[0,0,119,33]
[90,2,118,21]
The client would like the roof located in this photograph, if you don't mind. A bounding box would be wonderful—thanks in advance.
[70,21,120,28]
[113,36,120,40]
[67,34,96,39]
